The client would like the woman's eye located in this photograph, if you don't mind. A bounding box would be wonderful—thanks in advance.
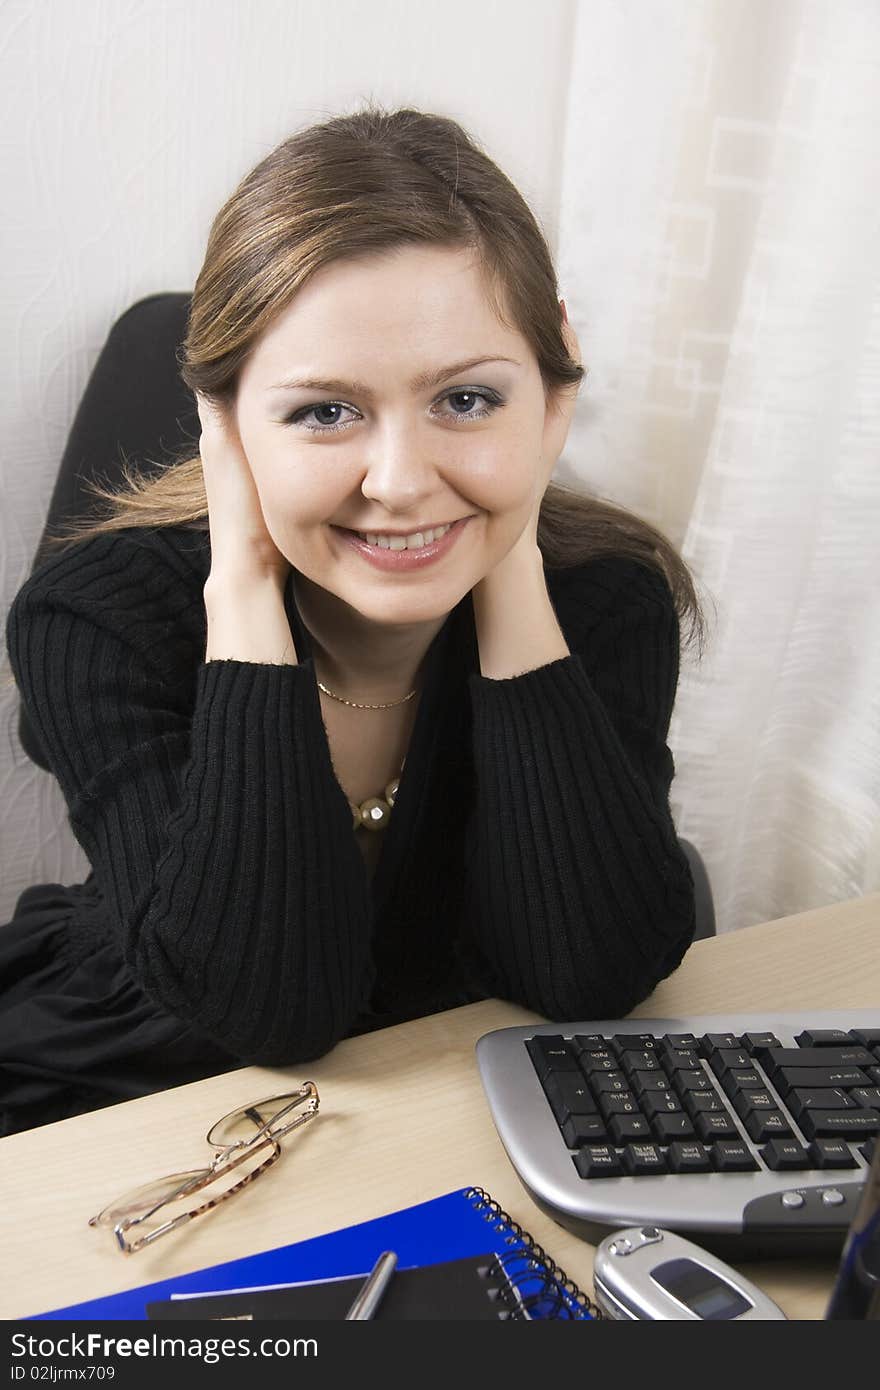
[291,401,357,432]
[284,388,505,433]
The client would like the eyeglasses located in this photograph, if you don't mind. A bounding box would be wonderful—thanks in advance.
[88,1082,320,1254]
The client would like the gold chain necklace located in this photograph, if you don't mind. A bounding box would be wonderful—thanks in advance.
[316,681,417,711]
[316,678,415,832]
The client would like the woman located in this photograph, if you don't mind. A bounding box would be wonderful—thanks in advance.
[2,105,707,1135]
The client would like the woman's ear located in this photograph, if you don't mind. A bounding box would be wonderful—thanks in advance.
[541,303,582,463]
[543,380,580,471]
[560,312,582,367]
[550,312,582,414]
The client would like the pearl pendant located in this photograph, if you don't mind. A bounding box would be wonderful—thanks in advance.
[359,797,391,832]
[350,760,405,833]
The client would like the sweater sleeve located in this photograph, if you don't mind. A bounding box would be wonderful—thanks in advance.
[5,533,374,1063]
[459,558,696,1021]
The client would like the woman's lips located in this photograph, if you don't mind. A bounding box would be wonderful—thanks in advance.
[333,516,472,571]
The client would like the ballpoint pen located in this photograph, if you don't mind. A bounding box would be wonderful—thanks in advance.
[344,1250,398,1320]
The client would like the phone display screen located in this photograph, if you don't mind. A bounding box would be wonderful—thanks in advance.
[651,1258,753,1319]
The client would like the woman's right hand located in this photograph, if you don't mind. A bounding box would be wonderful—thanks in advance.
[197,391,292,591]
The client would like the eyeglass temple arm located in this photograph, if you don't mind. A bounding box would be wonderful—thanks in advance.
[115,1209,196,1254]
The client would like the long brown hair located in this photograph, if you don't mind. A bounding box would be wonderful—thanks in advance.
[37,102,709,658]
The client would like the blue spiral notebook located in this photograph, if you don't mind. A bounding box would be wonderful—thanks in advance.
[33,1187,597,1320]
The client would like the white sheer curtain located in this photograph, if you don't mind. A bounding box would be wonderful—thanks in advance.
[556,0,880,934]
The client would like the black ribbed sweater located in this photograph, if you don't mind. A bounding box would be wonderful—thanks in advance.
[5,524,696,1064]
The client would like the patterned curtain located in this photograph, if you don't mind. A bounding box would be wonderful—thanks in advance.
[555,0,880,932]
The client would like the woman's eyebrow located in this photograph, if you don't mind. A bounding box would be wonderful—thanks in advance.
[267,355,521,397]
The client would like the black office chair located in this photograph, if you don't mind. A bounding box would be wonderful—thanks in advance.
[679,839,715,941]
[15,294,716,943]
[18,293,198,771]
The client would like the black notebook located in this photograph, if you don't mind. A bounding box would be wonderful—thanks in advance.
[147,1252,540,1321]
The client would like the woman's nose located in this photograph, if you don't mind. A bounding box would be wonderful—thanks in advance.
[358,421,443,511]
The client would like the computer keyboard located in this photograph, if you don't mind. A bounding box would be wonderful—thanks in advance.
[475,1011,880,1256]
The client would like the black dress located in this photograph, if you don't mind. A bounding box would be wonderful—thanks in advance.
[0,874,238,1135]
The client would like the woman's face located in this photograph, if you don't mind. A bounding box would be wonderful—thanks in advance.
[235,243,572,627]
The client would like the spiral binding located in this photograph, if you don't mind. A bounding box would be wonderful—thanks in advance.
[463,1186,603,1320]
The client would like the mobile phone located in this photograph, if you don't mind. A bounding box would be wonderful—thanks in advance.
[593,1226,787,1320]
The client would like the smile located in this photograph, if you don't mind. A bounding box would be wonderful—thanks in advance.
[332,517,472,571]
[353,523,453,550]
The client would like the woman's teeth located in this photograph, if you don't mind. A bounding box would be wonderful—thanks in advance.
[355,523,453,550]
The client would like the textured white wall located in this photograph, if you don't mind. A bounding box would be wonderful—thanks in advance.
[1,0,576,919]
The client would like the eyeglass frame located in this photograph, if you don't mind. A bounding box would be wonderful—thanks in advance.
[88,1082,320,1254]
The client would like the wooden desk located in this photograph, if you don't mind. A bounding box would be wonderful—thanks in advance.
[2,892,878,1321]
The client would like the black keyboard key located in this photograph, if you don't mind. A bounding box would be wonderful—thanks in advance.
[598,1092,641,1118]
[609,1113,653,1144]
[712,1140,759,1172]
[562,1114,608,1147]
[743,1110,792,1141]
[808,1138,858,1169]
[732,1089,778,1117]
[759,1046,875,1075]
[590,1071,630,1094]
[760,1138,812,1170]
[641,1091,684,1118]
[695,1111,741,1141]
[796,1108,880,1140]
[542,1073,597,1123]
[580,1050,620,1074]
[851,1030,880,1048]
[721,1069,764,1097]
[703,1033,743,1050]
[742,1032,782,1052]
[572,1034,610,1053]
[573,1144,622,1178]
[786,1088,857,1121]
[526,1036,581,1078]
[619,1050,663,1075]
[775,1065,870,1094]
[620,1143,667,1175]
[852,1087,880,1108]
[709,1048,753,1076]
[662,1048,703,1071]
[667,1141,712,1173]
[684,1091,726,1116]
[672,1070,716,1095]
[652,1113,697,1144]
[612,1034,660,1053]
[662,1033,699,1051]
[795,1030,856,1048]
[630,1070,677,1095]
